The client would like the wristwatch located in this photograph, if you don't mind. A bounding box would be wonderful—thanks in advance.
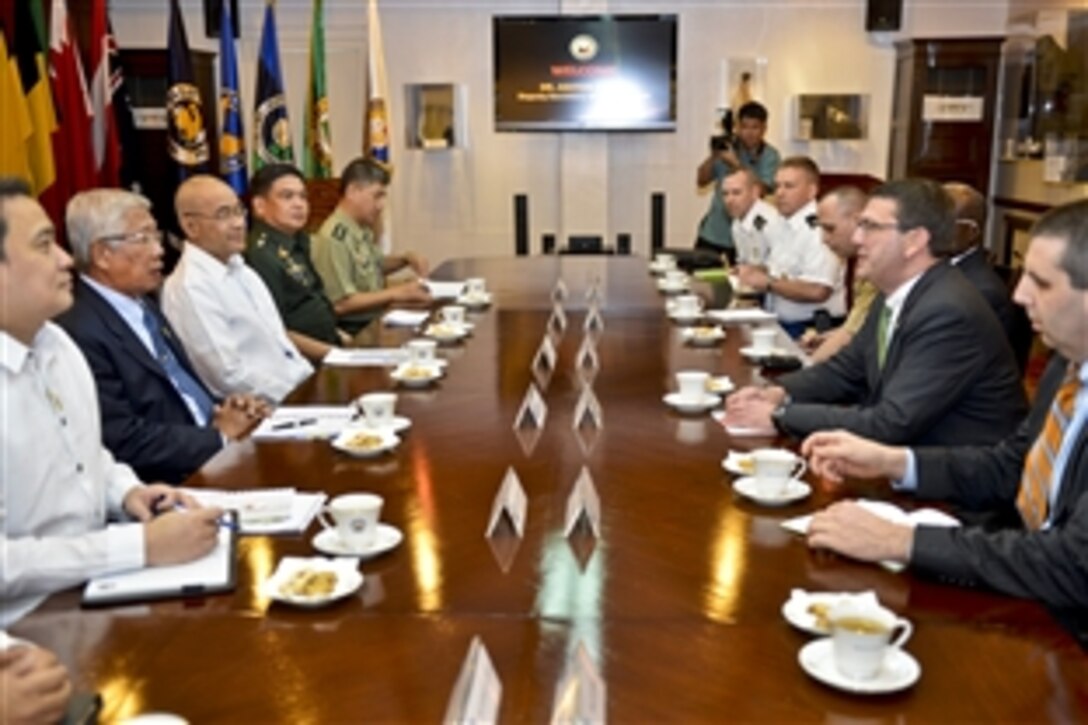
[770,393,792,433]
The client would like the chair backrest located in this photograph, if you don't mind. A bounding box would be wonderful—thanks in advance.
[993,263,1035,374]
[304,178,342,233]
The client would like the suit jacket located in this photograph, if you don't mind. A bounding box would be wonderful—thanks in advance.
[911,355,1088,608]
[954,247,1016,344]
[55,280,222,483]
[776,261,1026,446]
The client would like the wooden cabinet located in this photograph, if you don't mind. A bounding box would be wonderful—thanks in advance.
[888,38,1004,194]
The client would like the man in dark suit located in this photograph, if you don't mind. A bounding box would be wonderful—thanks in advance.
[55,189,268,483]
[725,178,1026,446]
[804,199,1088,608]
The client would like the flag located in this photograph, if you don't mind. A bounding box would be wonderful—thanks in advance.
[303,0,333,178]
[218,0,247,195]
[48,0,96,206]
[12,0,56,197]
[0,32,34,183]
[253,0,294,171]
[107,18,143,191]
[366,0,392,251]
[166,0,209,180]
[89,0,122,186]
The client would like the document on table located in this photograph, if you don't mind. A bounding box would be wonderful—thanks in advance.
[382,309,431,327]
[82,514,237,606]
[422,279,466,299]
[323,347,409,367]
[252,406,357,441]
[181,487,327,535]
[705,308,777,325]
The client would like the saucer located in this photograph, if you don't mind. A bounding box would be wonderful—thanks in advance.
[424,324,469,343]
[740,345,788,360]
[798,638,921,694]
[681,327,725,345]
[732,476,811,506]
[669,310,704,324]
[312,524,404,559]
[263,557,363,608]
[456,292,492,308]
[356,416,412,434]
[782,590,881,636]
[390,363,442,387]
[663,391,721,414]
[721,450,754,476]
[331,428,399,457]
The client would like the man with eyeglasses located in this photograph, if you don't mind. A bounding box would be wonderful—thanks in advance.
[725,178,1026,447]
[55,189,269,484]
[162,175,313,402]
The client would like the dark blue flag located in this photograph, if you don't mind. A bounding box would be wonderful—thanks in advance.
[252,1,294,170]
[218,0,246,195]
[166,0,209,179]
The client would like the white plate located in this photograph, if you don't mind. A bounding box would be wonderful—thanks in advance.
[313,524,404,559]
[662,391,721,414]
[355,416,412,434]
[798,638,921,695]
[457,293,492,308]
[425,324,469,342]
[732,476,811,506]
[781,590,881,636]
[740,345,789,360]
[390,363,443,387]
[263,558,363,608]
[706,376,735,394]
[669,310,704,323]
[681,327,725,345]
[331,428,400,457]
[721,450,754,476]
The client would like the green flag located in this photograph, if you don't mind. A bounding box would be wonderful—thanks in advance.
[303,0,332,178]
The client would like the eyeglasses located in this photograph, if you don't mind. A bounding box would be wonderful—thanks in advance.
[99,229,164,246]
[184,205,248,222]
[856,218,901,234]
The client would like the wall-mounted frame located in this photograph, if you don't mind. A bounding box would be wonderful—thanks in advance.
[404,83,466,150]
[794,94,869,140]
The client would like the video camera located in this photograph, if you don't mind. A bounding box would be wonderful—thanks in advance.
[709,108,737,153]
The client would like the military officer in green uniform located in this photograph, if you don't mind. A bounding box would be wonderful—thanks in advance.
[245,164,346,362]
[311,158,431,334]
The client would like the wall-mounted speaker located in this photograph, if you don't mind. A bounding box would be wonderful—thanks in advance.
[514,194,529,256]
[865,0,902,32]
[651,192,666,251]
[203,0,240,39]
[542,233,556,254]
[616,233,631,255]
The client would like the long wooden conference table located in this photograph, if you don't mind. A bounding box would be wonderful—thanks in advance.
[13,256,1087,722]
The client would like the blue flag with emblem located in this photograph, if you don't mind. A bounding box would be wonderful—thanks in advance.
[252,0,294,170]
[166,0,209,180]
[218,0,246,195]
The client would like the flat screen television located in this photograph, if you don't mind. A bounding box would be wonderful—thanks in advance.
[493,15,677,132]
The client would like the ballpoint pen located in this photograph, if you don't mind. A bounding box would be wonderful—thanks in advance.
[271,417,319,431]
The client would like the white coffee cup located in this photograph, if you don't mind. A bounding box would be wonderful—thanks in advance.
[357,392,397,428]
[318,493,383,551]
[441,305,466,326]
[751,327,777,354]
[465,277,486,295]
[828,601,913,681]
[675,370,710,402]
[674,294,701,318]
[654,253,677,270]
[406,338,437,365]
[751,448,806,495]
[664,269,687,287]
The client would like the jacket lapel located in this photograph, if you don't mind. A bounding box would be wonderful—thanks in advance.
[77,281,173,383]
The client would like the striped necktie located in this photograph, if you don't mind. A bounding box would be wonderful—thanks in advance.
[876,305,892,369]
[1016,364,1081,530]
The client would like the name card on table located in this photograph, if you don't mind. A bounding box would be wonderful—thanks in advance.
[514,383,548,430]
[444,636,502,725]
[548,304,568,339]
[575,335,599,375]
[486,467,528,538]
[552,279,569,304]
[533,335,558,374]
[549,640,607,725]
[583,306,605,334]
[564,466,602,538]
[584,276,604,304]
[572,384,603,431]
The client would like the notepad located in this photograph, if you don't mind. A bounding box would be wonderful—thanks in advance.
[323,347,409,367]
[181,488,326,535]
[82,514,237,607]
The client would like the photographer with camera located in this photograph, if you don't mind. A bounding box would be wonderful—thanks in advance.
[695,101,780,264]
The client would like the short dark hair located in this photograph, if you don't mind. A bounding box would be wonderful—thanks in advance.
[822,185,867,216]
[1032,199,1088,290]
[0,177,34,261]
[737,101,768,124]
[779,156,821,186]
[339,157,391,196]
[250,163,305,198]
[870,178,956,257]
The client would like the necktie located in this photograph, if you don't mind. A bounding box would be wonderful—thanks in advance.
[876,305,892,369]
[142,305,216,425]
[1016,364,1081,530]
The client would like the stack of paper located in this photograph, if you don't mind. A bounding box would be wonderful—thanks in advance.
[323,347,409,367]
[182,487,327,535]
[252,406,356,441]
[382,309,431,327]
[705,308,777,325]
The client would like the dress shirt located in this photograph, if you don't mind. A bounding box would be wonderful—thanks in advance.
[1,323,145,627]
[81,274,208,424]
[162,243,313,402]
[897,360,1088,531]
[731,198,785,266]
[766,201,846,322]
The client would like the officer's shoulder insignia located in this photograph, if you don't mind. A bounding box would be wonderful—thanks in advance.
[753,215,766,231]
[805,214,820,229]
[255,233,267,248]
[331,223,348,241]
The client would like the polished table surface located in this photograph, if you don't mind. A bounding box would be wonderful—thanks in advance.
[14,256,1087,722]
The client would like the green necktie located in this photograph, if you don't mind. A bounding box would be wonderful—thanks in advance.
[877,305,892,368]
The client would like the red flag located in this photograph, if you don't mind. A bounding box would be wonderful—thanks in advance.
[48,0,96,207]
[89,0,121,186]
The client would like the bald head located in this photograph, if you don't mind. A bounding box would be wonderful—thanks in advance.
[944,182,986,254]
[175,174,248,262]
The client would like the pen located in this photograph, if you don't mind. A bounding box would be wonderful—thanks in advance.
[271,417,319,431]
